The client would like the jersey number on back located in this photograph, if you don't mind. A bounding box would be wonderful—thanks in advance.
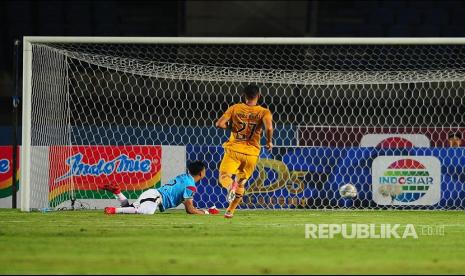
[236,121,258,140]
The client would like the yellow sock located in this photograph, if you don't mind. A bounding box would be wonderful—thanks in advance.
[226,186,245,214]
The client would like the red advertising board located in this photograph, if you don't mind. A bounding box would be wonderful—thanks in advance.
[49,146,162,204]
[0,146,19,198]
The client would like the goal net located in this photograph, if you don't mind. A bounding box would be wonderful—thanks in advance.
[21,37,465,211]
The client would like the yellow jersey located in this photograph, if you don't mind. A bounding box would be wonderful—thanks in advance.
[222,103,272,156]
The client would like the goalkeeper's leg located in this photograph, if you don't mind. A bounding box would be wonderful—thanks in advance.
[112,201,158,215]
[98,183,130,207]
[105,189,162,215]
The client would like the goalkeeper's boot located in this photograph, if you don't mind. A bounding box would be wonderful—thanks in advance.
[98,183,121,195]
[227,181,238,203]
[104,207,116,215]
[224,210,234,219]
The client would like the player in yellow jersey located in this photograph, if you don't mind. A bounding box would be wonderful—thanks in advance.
[215,84,273,218]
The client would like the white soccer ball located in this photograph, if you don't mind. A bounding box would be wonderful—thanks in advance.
[339,183,357,198]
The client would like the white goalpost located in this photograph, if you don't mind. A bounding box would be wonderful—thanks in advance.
[21,37,465,211]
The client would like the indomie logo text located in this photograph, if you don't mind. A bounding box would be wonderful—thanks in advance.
[55,153,152,183]
[0,159,9,173]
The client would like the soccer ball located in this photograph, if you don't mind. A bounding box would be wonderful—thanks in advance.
[339,183,357,198]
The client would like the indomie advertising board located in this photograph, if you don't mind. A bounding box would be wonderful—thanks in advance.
[49,146,162,207]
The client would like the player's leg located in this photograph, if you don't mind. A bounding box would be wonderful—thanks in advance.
[218,149,241,202]
[98,182,130,207]
[130,189,162,214]
[225,154,259,218]
[110,201,157,215]
[136,196,162,215]
[105,189,161,215]
[105,206,137,214]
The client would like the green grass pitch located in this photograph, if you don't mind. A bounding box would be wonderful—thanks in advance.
[1,209,464,274]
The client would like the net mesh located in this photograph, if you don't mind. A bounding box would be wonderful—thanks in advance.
[26,41,465,210]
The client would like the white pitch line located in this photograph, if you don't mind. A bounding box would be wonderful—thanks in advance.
[1,220,464,229]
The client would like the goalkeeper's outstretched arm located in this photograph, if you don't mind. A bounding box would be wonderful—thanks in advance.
[183,199,218,215]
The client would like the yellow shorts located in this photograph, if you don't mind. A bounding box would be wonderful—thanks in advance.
[219,149,259,180]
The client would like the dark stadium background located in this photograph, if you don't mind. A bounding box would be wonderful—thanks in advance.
[2,0,465,143]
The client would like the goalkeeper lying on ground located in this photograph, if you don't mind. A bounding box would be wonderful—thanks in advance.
[100,161,219,215]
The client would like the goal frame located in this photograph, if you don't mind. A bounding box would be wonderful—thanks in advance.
[21,36,465,211]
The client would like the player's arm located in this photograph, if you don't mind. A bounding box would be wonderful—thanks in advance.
[182,185,219,215]
[263,110,273,150]
[215,106,233,129]
[183,198,209,215]
[215,115,230,130]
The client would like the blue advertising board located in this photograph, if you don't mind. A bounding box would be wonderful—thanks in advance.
[188,146,465,209]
